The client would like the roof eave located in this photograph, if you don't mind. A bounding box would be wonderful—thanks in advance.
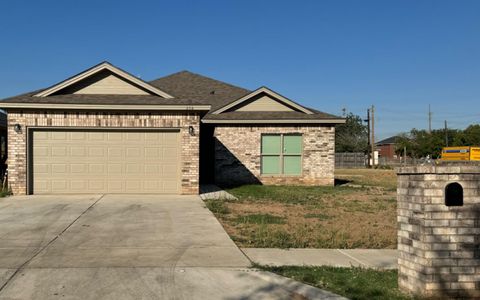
[201,118,346,124]
[0,103,211,111]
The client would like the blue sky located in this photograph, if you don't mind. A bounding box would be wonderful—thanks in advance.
[1,0,479,140]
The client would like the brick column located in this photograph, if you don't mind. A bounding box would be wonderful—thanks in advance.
[397,164,480,299]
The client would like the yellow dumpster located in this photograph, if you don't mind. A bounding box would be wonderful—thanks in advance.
[441,146,480,161]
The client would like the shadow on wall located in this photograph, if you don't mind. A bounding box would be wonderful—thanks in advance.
[214,138,261,188]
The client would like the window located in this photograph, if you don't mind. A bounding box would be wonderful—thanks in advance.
[261,134,302,175]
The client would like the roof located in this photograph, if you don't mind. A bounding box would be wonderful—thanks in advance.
[210,86,314,115]
[149,70,250,111]
[202,109,341,123]
[0,62,343,123]
[376,136,399,145]
[1,92,205,106]
[35,61,174,98]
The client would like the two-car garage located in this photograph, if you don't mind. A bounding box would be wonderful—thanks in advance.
[30,129,181,194]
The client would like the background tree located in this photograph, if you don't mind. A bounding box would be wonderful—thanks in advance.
[453,124,480,146]
[395,127,471,158]
[335,113,368,152]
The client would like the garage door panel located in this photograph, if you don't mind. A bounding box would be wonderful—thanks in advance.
[52,147,67,157]
[88,147,105,157]
[51,180,68,192]
[34,147,49,157]
[70,147,86,157]
[70,164,86,173]
[88,132,105,141]
[70,180,88,190]
[126,147,142,158]
[51,164,68,174]
[51,132,67,140]
[107,164,123,174]
[32,130,180,194]
[34,164,49,174]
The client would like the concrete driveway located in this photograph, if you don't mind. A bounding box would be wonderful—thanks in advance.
[0,194,343,300]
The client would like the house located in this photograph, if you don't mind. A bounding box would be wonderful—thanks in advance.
[376,136,399,159]
[0,62,344,195]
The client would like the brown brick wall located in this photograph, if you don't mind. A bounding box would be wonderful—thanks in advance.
[213,125,335,187]
[397,164,480,299]
[6,110,200,195]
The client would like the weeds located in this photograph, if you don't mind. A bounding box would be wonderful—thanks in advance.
[234,213,286,225]
[204,199,230,214]
[205,169,398,249]
[259,266,417,300]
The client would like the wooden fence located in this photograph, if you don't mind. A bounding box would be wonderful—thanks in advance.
[335,152,366,168]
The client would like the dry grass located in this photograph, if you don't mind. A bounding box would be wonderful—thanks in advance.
[206,169,398,249]
[335,168,398,191]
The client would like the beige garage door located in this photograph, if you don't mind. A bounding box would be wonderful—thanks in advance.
[31,130,180,194]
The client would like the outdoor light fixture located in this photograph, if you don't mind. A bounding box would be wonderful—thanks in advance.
[188,126,195,136]
[13,124,22,133]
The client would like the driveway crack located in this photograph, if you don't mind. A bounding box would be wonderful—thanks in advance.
[0,194,105,293]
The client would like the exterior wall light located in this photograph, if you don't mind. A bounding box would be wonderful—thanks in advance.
[188,126,195,136]
[13,124,22,133]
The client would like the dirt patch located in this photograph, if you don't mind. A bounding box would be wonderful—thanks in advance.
[212,187,396,249]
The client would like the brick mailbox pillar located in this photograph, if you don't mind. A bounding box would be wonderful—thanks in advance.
[397,164,480,299]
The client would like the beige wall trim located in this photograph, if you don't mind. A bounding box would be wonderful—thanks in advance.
[202,118,346,124]
[1,103,211,111]
[211,87,314,115]
[34,62,174,98]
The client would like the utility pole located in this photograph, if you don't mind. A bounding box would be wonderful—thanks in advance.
[445,120,448,146]
[366,109,371,167]
[371,105,375,166]
[428,104,432,133]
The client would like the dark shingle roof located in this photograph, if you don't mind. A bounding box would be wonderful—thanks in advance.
[376,136,399,145]
[149,71,250,111]
[203,110,339,121]
[0,68,342,122]
[1,92,205,106]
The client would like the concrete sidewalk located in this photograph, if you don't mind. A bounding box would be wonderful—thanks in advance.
[0,195,347,300]
[242,248,398,269]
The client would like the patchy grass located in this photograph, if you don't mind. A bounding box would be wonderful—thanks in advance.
[205,169,398,249]
[234,213,286,225]
[227,185,358,205]
[260,266,418,300]
[335,168,397,191]
[204,199,230,214]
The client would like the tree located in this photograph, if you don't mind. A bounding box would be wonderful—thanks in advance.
[453,124,480,146]
[395,127,468,158]
[335,113,368,152]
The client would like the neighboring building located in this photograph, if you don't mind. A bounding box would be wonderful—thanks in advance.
[0,62,344,195]
[376,136,399,159]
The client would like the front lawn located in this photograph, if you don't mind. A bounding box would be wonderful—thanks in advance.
[260,266,417,300]
[205,169,397,248]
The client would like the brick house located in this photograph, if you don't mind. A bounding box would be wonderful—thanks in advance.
[376,136,399,159]
[0,62,344,195]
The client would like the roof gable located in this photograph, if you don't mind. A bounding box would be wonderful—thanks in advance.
[35,62,173,98]
[231,93,296,112]
[211,87,313,115]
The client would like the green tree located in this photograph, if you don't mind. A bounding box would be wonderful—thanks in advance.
[335,113,368,152]
[453,124,480,146]
[396,127,466,158]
